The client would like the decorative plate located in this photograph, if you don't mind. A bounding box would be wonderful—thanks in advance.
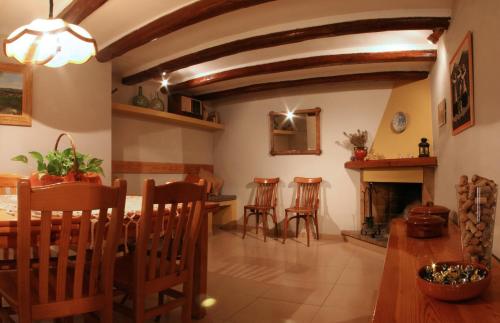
[391,112,407,133]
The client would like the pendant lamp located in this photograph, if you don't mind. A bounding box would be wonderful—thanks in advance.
[3,0,97,68]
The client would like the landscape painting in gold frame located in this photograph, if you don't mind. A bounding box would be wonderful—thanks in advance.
[449,32,474,136]
[0,63,32,126]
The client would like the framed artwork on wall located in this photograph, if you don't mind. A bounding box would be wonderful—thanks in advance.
[0,62,32,127]
[449,32,474,135]
[438,99,446,127]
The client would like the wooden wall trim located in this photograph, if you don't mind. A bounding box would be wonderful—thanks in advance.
[196,71,429,101]
[169,50,437,93]
[57,0,108,24]
[96,0,275,62]
[122,17,449,85]
[112,161,214,175]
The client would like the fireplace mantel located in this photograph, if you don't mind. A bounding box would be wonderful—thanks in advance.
[344,157,437,170]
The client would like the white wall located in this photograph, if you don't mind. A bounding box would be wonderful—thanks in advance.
[112,77,214,194]
[0,55,112,183]
[429,0,500,255]
[211,84,392,234]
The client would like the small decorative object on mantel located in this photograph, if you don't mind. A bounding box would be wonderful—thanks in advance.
[132,86,150,108]
[343,129,368,161]
[418,138,430,157]
[149,92,165,111]
[391,111,408,133]
[11,133,104,186]
[456,174,497,269]
[417,261,491,301]
[450,32,474,136]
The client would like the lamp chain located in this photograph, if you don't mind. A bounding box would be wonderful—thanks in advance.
[49,0,54,19]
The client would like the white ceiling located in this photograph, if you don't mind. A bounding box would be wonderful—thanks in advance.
[1,0,454,97]
[0,0,72,35]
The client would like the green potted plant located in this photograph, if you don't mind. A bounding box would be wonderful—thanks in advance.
[11,133,104,186]
[343,129,368,161]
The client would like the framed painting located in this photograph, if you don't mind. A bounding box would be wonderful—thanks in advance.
[0,62,32,126]
[449,32,474,135]
[438,99,446,127]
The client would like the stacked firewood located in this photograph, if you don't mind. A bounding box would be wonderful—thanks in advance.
[457,175,497,267]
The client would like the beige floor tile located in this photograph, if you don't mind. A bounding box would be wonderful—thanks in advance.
[227,298,320,323]
[336,265,383,289]
[261,278,334,306]
[311,306,373,323]
[278,263,345,284]
[323,283,378,312]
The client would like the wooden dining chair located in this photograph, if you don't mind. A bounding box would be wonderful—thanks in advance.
[243,177,280,242]
[283,177,322,247]
[0,174,20,195]
[0,179,127,323]
[113,179,207,322]
[0,174,21,266]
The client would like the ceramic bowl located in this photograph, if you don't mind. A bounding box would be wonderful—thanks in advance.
[416,261,491,302]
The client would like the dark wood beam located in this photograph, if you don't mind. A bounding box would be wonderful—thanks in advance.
[57,0,108,24]
[169,50,436,93]
[96,0,276,62]
[427,28,445,44]
[195,71,429,101]
[122,17,449,85]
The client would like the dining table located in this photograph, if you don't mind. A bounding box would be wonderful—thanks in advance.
[0,195,218,320]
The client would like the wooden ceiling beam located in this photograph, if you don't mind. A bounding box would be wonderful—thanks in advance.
[57,0,108,24]
[169,50,437,93]
[195,71,429,101]
[122,16,449,85]
[96,0,276,62]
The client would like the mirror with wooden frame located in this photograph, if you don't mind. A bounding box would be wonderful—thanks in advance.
[269,107,321,155]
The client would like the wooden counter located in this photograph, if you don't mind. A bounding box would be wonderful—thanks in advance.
[373,219,500,323]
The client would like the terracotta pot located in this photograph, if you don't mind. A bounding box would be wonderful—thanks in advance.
[416,261,491,301]
[406,215,445,238]
[30,173,65,187]
[354,147,367,161]
[410,202,450,226]
[80,172,102,185]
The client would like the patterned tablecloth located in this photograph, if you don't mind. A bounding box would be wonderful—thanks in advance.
[0,195,150,252]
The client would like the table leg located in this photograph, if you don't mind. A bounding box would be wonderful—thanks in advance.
[192,212,208,319]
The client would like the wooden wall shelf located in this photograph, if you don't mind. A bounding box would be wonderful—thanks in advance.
[112,103,224,131]
[345,157,437,170]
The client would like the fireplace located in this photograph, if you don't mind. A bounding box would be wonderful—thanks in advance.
[342,157,437,247]
[361,182,422,237]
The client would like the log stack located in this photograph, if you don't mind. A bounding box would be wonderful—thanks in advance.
[457,175,497,267]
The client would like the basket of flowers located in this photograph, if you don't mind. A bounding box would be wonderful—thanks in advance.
[12,133,104,186]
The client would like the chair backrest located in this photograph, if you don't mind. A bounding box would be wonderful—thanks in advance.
[0,174,20,195]
[135,179,206,287]
[16,179,127,318]
[293,177,322,209]
[254,177,279,207]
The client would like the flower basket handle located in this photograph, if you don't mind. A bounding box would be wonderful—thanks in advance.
[54,132,79,174]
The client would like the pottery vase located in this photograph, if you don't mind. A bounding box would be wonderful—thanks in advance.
[132,86,150,108]
[149,92,165,111]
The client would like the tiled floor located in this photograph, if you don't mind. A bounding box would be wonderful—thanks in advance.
[153,229,386,323]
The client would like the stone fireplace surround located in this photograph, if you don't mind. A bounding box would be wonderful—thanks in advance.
[343,157,437,246]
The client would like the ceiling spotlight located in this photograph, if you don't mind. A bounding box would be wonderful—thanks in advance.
[286,110,295,120]
[161,78,168,87]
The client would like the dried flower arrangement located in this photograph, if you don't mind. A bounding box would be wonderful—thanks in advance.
[343,129,368,148]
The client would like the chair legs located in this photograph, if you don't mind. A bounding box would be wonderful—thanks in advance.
[243,209,279,241]
[242,208,249,239]
[313,211,320,240]
[283,212,318,247]
[181,272,194,323]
